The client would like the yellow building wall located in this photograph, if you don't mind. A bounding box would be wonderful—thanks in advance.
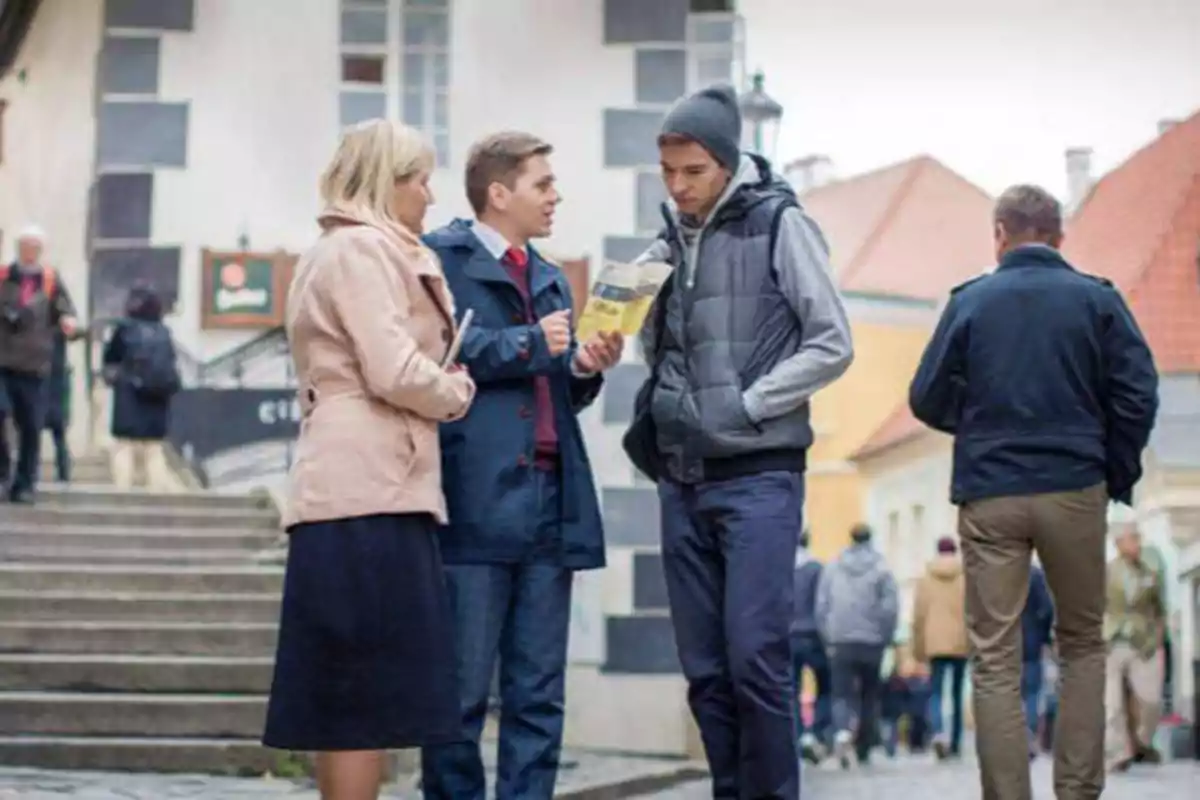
[805,319,934,556]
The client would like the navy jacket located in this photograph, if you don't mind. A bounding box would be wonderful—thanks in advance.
[423,220,605,570]
[102,318,175,441]
[909,245,1158,505]
[1023,565,1054,662]
[791,553,824,637]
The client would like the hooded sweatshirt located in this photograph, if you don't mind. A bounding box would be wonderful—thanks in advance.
[911,553,969,661]
[816,542,899,647]
[791,549,824,637]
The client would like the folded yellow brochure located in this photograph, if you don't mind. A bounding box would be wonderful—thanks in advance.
[575,261,673,341]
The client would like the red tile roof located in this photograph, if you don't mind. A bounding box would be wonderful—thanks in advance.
[801,156,996,301]
[853,111,1200,461]
[849,403,931,461]
[1063,110,1200,372]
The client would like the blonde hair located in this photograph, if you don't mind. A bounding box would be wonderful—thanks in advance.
[319,119,434,223]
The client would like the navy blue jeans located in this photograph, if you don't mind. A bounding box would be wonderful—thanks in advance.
[792,633,832,744]
[422,469,573,800]
[929,656,968,753]
[660,470,803,800]
[0,369,46,497]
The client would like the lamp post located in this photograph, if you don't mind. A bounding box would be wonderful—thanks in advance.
[739,70,783,158]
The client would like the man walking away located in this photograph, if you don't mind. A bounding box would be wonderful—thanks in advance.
[102,285,180,491]
[908,184,1159,800]
[43,329,74,482]
[625,84,853,800]
[792,528,831,764]
[911,536,969,761]
[1021,560,1054,759]
[1104,525,1167,771]
[0,225,78,503]
[817,524,899,769]
[421,132,623,800]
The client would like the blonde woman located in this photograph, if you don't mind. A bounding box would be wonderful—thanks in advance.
[262,119,475,799]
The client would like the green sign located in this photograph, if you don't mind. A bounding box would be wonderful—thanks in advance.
[211,256,274,315]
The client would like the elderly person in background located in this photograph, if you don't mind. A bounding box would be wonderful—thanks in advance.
[261,119,476,800]
[0,225,78,503]
[1104,524,1167,772]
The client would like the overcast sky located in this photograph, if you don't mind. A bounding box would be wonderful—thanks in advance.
[741,0,1200,197]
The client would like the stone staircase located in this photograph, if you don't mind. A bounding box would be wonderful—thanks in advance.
[0,458,286,775]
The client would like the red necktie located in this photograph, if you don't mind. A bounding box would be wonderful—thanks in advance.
[504,246,528,269]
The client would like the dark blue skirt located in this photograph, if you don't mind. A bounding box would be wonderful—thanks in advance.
[262,513,462,752]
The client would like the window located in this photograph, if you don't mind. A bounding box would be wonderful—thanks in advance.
[911,504,927,578]
[0,100,6,166]
[686,11,745,90]
[338,0,451,166]
[886,510,901,569]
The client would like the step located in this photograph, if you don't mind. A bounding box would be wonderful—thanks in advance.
[0,590,280,623]
[39,462,111,483]
[0,692,267,739]
[34,485,275,512]
[0,621,277,657]
[0,545,267,565]
[0,526,281,552]
[0,564,284,594]
[0,505,279,530]
[0,654,274,693]
[0,735,281,775]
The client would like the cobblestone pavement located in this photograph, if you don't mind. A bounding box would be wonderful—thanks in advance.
[0,751,1194,798]
[645,753,1200,798]
[0,751,686,798]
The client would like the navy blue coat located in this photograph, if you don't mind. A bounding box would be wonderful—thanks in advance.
[102,318,175,441]
[423,220,605,570]
[1022,565,1054,662]
[909,245,1159,505]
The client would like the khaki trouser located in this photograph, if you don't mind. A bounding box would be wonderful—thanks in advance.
[111,438,172,491]
[1105,644,1163,762]
[959,483,1108,800]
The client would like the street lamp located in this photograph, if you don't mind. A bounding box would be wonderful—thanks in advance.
[739,70,784,159]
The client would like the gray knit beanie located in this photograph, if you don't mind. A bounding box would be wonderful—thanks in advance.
[659,84,743,171]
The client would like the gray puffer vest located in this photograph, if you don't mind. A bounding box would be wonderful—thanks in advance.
[647,157,812,484]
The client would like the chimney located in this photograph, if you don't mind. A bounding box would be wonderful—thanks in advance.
[1158,118,1180,136]
[1064,147,1093,216]
[784,154,834,194]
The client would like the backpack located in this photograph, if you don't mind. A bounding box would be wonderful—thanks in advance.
[122,320,181,400]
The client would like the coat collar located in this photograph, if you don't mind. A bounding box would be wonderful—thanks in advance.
[429,218,559,298]
[996,244,1074,273]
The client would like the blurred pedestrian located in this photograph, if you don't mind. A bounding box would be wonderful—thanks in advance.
[909,184,1159,799]
[1021,561,1054,758]
[792,528,832,763]
[1104,525,1167,771]
[817,523,899,768]
[911,535,969,760]
[102,285,180,491]
[0,225,78,502]
[43,329,74,482]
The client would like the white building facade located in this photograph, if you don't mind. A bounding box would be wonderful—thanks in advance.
[1,0,753,756]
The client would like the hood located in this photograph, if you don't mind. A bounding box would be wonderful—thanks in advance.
[837,542,884,575]
[927,554,963,581]
[421,217,479,252]
[662,152,797,231]
[317,202,426,260]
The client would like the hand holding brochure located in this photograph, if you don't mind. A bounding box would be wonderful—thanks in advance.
[442,308,473,367]
[575,261,673,342]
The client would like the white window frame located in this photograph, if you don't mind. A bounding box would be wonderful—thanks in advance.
[338,0,451,166]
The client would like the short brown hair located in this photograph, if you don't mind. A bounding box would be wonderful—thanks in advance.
[994,184,1063,243]
[464,132,553,215]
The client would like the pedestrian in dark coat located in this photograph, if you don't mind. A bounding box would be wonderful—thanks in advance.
[42,330,73,482]
[102,285,178,489]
